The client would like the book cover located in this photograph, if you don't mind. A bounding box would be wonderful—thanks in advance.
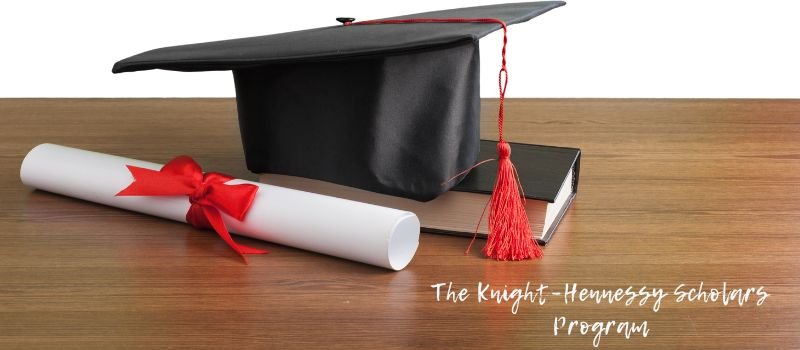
[259,140,580,245]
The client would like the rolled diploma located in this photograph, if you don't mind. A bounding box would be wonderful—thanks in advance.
[20,144,420,270]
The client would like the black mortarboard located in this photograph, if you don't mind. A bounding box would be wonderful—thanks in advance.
[112,2,566,202]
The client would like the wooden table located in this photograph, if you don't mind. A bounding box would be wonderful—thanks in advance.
[1,99,798,349]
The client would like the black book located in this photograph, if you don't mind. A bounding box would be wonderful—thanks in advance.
[259,140,580,245]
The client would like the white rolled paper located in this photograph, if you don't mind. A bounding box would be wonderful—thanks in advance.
[20,144,420,270]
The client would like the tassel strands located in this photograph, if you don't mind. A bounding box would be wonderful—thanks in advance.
[484,141,542,260]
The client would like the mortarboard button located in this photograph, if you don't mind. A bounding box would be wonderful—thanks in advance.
[336,17,356,25]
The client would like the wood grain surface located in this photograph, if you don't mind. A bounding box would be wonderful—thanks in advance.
[0,98,798,349]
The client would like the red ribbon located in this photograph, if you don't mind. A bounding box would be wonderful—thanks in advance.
[116,156,268,263]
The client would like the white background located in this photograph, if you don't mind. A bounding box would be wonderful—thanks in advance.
[2,0,798,98]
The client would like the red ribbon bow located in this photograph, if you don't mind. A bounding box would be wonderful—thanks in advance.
[116,156,268,263]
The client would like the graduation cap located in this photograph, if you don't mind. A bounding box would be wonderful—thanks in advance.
[113,1,566,261]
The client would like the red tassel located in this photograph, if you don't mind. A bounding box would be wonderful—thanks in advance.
[483,141,543,260]
[350,17,542,260]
